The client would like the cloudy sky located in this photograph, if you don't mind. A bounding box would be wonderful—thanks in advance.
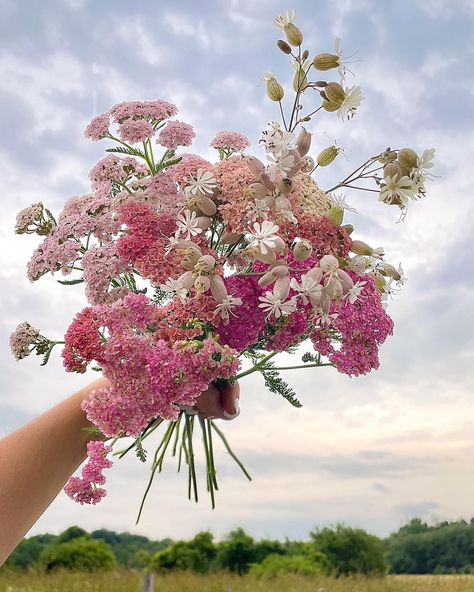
[1,0,474,543]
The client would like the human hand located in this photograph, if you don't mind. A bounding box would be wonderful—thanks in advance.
[181,381,240,421]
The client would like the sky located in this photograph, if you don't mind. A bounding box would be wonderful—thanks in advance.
[1,0,474,543]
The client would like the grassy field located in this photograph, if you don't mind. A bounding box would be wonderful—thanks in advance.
[2,571,474,592]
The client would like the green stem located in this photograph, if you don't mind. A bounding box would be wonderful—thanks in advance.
[235,352,278,380]
[272,363,334,370]
[210,421,252,482]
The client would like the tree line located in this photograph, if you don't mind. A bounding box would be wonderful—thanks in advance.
[3,518,474,576]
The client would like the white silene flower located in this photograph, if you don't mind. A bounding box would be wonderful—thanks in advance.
[246,220,283,255]
[176,209,206,240]
[246,199,270,222]
[332,192,358,213]
[259,289,297,319]
[215,295,243,320]
[267,149,297,175]
[337,85,364,120]
[378,175,415,206]
[160,278,189,302]
[274,10,296,28]
[290,275,323,306]
[347,280,366,304]
[260,124,295,156]
[184,168,217,197]
[414,148,436,179]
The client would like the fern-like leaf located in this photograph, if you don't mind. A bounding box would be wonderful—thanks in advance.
[57,278,84,285]
[106,146,146,158]
[259,362,302,408]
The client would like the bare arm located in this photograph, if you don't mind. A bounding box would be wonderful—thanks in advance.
[0,378,239,565]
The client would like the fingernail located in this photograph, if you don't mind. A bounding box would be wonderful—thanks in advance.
[223,399,240,420]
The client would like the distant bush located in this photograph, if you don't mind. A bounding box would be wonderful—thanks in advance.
[152,531,216,574]
[311,524,387,576]
[40,537,116,572]
[249,552,326,576]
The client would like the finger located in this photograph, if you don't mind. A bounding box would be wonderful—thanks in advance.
[193,384,223,419]
[221,381,240,421]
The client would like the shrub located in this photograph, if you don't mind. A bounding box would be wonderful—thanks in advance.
[40,537,116,572]
[249,552,326,576]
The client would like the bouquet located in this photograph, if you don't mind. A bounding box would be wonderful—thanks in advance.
[10,10,434,519]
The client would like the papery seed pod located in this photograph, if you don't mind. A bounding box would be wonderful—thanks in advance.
[296,127,312,156]
[383,162,402,179]
[313,53,339,71]
[278,178,293,194]
[373,273,387,292]
[210,275,228,302]
[325,276,343,300]
[284,23,303,46]
[320,254,339,273]
[351,240,373,256]
[194,275,211,293]
[300,156,315,172]
[196,255,216,272]
[258,264,289,287]
[293,67,308,92]
[317,146,339,167]
[222,232,242,245]
[259,172,276,191]
[327,206,344,226]
[277,39,292,54]
[306,266,323,284]
[324,82,345,105]
[293,239,313,261]
[342,223,354,235]
[246,156,265,178]
[266,77,285,101]
[302,49,309,60]
[397,148,418,174]
[322,99,340,112]
[249,182,267,198]
[195,196,217,216]
[337,269,354,293]
[177,271,194,290]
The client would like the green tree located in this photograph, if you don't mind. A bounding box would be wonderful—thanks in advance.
[215,528,256,575]
[152,531,216,573]
[3,534,56,570]
[40,537,116,572]
[57,526,88,543]
[311,524,387,576]
[250,552,326,576]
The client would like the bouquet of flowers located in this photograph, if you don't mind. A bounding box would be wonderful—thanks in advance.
[10,10,434,519]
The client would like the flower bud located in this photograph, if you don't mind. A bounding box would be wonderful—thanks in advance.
[383,162,402,179]
[278,177,293,194]
[379,263,401,281]
[336,269,354,293]
[246,156,265,178]
[313,53,339,71]
[277,39,292,54]
[222,232,242,245]
[293,239,312,261]
[342,223,354,235]
[195,196,217,216]
[295,127,312,157]
[324,82,345,105]
[266,76,285,101]
[317,146,339,167]
[284,22,303,46]
[351,240,373,256]
[293,67,308,92]
[397,148,418,174]
[327,206,344,226]
[325,276,343,300]
[302,49,309,60]
[322,99,340,112]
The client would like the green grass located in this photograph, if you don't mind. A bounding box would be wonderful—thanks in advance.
[2,571,474,592]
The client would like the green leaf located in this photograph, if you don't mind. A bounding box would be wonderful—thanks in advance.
[106,146,146,158]
[259,362,303,408]
[135,438,147,463]
[40,345,54,366]
[81,426,104,436]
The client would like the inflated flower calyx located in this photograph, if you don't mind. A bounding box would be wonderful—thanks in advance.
[293,239,313,261]
[246,156,265,177]
[277,39,292,54]
[300,156,315,172]
[293,66,308,92]
[324,82,345,105]
[266,76,284,101]
[258,264,289,287]
[328,206,344,226]
[195,196,217,216]
[317,146,339,167]
[351,240,374,256]
[284,22,303,46]
[322,99,340,112]
[383,162,402,179]
[249,182,267,198]
[397,148,418,175]
[278,178,293,194]
[379,263,402,281]
[296,127,312,157]
[222,232,242,245]
[313,53,339,71]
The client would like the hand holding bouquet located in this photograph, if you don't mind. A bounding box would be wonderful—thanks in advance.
[10,10,434,519]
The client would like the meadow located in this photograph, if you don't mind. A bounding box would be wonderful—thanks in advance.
[2,571,474,592]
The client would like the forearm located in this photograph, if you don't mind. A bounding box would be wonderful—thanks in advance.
[0,378,106,565]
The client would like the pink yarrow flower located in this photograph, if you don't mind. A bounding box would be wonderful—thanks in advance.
[118,119,154,144]
[64,441,113,505]
[211,130,250,152]
[158,120,195,150]
[84,113,110,141]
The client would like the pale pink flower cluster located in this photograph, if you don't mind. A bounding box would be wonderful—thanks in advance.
[9,321,40,360]
[64,441,112,504]
[211,130,250,152]
[158,120,195,150]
